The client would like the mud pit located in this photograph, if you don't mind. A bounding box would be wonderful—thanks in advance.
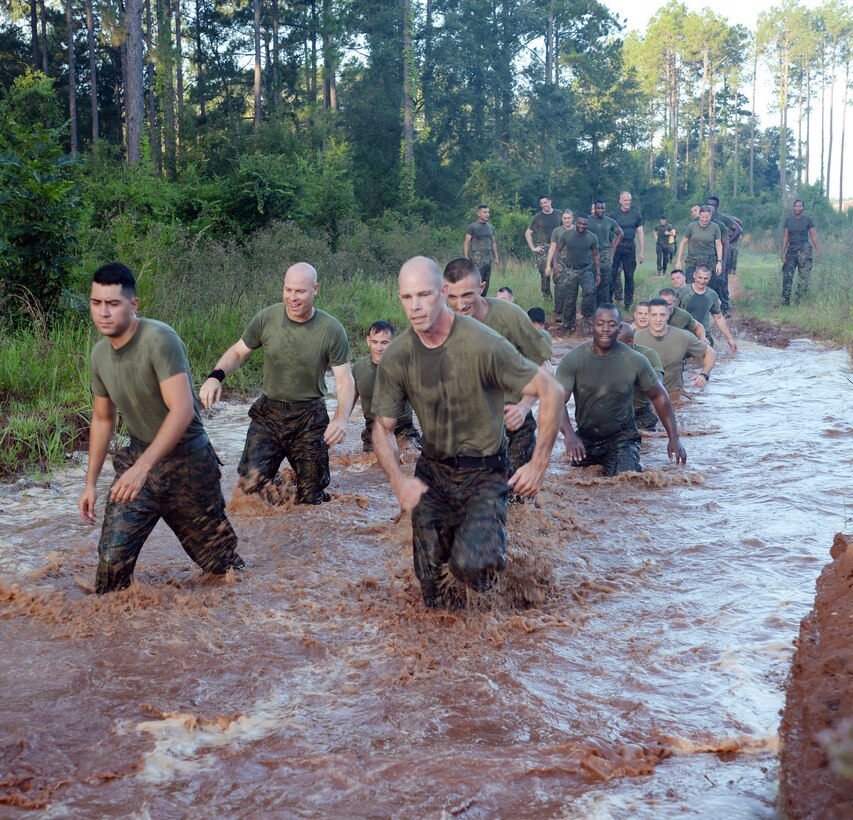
[1,335,851,816]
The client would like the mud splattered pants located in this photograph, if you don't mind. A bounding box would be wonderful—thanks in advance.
[554,265,596,331]
[572,431,642,476]
[507,411,536,473]
[361,417,421,453]
[781,245,813,304]
[470,252,493,297]
[96,435,242,593]
[411,453,511,608]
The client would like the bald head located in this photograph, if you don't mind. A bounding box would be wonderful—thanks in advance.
[285,262,317,287]
[618,322,634,345]
[283,262,319,321]
[399,256,442,289]
[398,256,448,334]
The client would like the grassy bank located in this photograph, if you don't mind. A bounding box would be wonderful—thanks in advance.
[1,229,849,478]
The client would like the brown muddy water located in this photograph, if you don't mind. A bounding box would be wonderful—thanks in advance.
[1,337,851,817]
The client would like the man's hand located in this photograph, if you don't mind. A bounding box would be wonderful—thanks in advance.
[668,438,687,465]
[199,377,222,410]
[508,462,546,497]
[727,339,738,353]
[533,244,545,254]
[109,462,151,504]
[595,273,601,286]
[324,418,347,445]
[564,431,586,463]
[691,373,710,388]
[504,403,526,432]
[393,475,429,513]
[78,486,97,525]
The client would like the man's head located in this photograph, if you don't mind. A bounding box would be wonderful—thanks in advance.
[707,195,720,208]
[690,203,702,219]
[527,306,546,329]
[670,269,686,289]
[398,256,448,333]
[658,287,677,315]
[648,298,670,334]
[593,200,606,217]
[561,209,574,229]
[619,191,632,211]
[539,196,553,214]
[632,301,651,329]
[496,286,514,302]
[659,216,668,225]
[366,320,395,365]
[793,198,805,216]
[90,262,139,338]
[698,206,712,227]
[693,265,711,289]
[618,321,635,347]
[592,304,621,352]
[283,263,319,322]
[706,203,718,217]
[575,215,589,235]
[443,257,484,317]
[477,204,490,222]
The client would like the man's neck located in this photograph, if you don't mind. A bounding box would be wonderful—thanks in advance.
[286,306,316,323]
[108,317,141,350]
[692,284,706,295]
[415,308,454,349]
[472,296,490,322]
[650,325,669,338]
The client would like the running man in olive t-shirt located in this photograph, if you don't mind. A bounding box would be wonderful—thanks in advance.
[548,216,600,333]
[464,204,500,297]
[610,192,645,310]
[557,304,685,475]
[781,199,820,305]
[371,257,563,609]
[654,217,676,275]
[525,196,563,300]
[79,263,244,593]
[352,320,420,453]
[200,263,356,505]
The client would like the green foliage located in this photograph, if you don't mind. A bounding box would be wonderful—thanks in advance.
[293,140,359,241]
[493,209,530,258]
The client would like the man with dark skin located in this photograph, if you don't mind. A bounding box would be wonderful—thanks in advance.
[545,214,600,333]
[525,196,563,300]
[79,263,244,593]
[371,256,563,609]
[588,200,623,304]
[557,304,686,475]
[464,204,500,297]
[610,191,644,311]
[780,198,820,306]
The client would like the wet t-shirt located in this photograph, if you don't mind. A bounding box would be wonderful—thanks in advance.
[668,305,696,333]
[550,226,570,259]
[556,341,658,442]
[242,305,351,402]
[683,221,721,259]
[529,210,563,247]
[539,328,553,348]
[558,230,599,269]
[633,343,664,415]
[714,212,738,237]
[373,314,538,460]
[679,286,721,335]
[613,208,643,243]
[635,327,709,392]
[90,318,206,445]
[654,223,674,245]
[352,356,413,425]
[587,215,621,251]
[466,220,496,256]
[482,297,552,403]
[785,215,815,248]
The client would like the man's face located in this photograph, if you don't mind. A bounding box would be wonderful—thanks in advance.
[690,205,701,219]
[575,217,589,235]
[283,269,318,321]
[698,211,712,228]
[619,193,632,211]
[649,305,669,334]
[694,268,711,288]
[89,283,137,338]
[633,304,650,329]
[593,203,605,218]
[445,273,483,316]
[659,218,667,225]
[367,329,393,365]
[660,293,675,315]
[478,207,490,222]
[540,197,552,214]
[399,266,448,333]
[561,212,573,228]
[496,290,513,302]
[793,201,804,217]
[671,271,686,289]
[592,309,620,351]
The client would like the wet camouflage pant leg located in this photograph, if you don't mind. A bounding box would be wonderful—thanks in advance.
[361,418,374,452]
[471,253,492,297]
[363,417,421,452]
[633,401,659,432]
[238,397,330,504]
[575,434,642,476]
[560,268,596,330]
[596,251,612,304]
[552,266,570,326]
[96,442,242,593]
[410,456,510,607]
[782,246,813,302]
[708,268,730,313]
[535,251,552,297]
[728,244,739,273]
[507,411,537,473]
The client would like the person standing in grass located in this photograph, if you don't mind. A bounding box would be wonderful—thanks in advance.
[780,199,820,306]
[525,196,563,301]
[79,262,244,593]
[464,204,500,297]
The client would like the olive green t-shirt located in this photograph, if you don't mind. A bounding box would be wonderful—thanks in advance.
[90,318,206,445]
[633,343,663,416]
[587,215,622,251]
[558,229,599,269]
[540,328,553,348]
[556,341,658,442]
[529,209,563,247]
[482,297,552,403]
[635,326,709,392]
[678,285,721,335]
[373,314,538,460]
[683,220,721,259]
[466,220,496,255]
[241,305,351,402]
[654,223,674,245]
[668,305,696,333]
[352,355,413,425]
[785,214,815,247]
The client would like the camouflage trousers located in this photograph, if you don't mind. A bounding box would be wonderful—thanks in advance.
[411,453,511,608]
[96,435,243,594]
[362,416,421,453]
[596,250,613,304]
[727,243,739,274]
[534,250,552,298]
[573,431,642,476]
[633,400,659,432]
[470,252,493,296]
[708,268,730,314]
[238,395,330,504]
[782,245,813,303]
[554,265,596,330]
[506,411,536,473]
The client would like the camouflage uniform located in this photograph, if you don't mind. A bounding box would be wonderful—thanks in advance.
[634,404,659,432]
[470,252,493,297]
[574,432,642,476]
[411,453,510,608]
[506,411,536,473]
[237,395,330,504]
[555,266,596,332]
[96,436,243,593]
[782,244,813,304]
[535,250,551,299]
[361,417,421,453]
[596,250,613,304]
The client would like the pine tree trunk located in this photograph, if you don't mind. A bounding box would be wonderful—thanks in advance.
[826,51,836,200]
[39,0,48,73]
[732,81,739,198]
[195,0,205,121]
[174,0,183,118]
[805,66,811,185]
[271,0,279,110]
[145,0,161,174]
[253,0,261,134]
[749,50,757,197]
[400,0,415,203]
[322,0,335,111]
[124,0,144,165]
[309,0,317,103]
[86,0,98,143]
[66,0,78,154]
[839,59,849,212]
[31,0,40,68]
[159,0,176,177]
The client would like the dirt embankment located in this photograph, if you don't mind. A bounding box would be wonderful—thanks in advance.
[779,533,853,817]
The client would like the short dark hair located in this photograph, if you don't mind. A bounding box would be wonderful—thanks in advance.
[707,195,720,206]
[694,264,711,275]
[539,195,550,202]
[594,302,621,322]
[649,298,669,309]
[443,257,481,284]
[793,198,805,207]
[658,287,677,298]
[699,205,712,214]
[659,215,667,220]
[93,262,136,298]
[527,306,546,324]
[497,286,513,297]
[368,320,395,336]
[477,204,489,211]
[594,200,606,207]
[637,300,651,308]
[691,202,702,210]
[671,268,684,276]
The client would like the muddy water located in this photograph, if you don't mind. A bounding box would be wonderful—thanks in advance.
[1,337,851,817]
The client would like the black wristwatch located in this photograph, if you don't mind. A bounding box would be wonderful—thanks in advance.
[700,372,711,381]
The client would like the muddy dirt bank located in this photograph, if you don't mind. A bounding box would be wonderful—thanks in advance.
[779,533,853,818]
